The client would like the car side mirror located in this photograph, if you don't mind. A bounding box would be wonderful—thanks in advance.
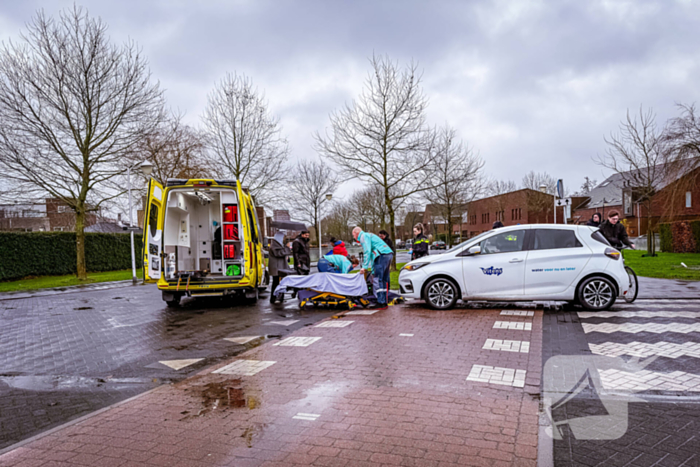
[467,245,481,256]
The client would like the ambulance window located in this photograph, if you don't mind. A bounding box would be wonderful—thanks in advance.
[148,203,159,237]
[247,207,258,243]
[533,229,582,250]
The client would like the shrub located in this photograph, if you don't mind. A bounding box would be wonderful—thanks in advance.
[0,232,143,281]
[692,221,700,254]
[659,223,673,252]
[670,221,696,253]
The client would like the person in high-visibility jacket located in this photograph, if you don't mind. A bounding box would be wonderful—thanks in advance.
[411,223,430,260]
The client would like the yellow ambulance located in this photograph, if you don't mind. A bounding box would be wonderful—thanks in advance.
[142,178,266,306]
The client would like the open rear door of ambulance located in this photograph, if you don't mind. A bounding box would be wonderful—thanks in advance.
[143,178,165,282]
[236,181,258,289]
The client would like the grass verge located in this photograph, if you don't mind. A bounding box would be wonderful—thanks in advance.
[622,250,700,281]
[0,269,144,293]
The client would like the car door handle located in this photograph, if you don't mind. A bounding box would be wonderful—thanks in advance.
[509,258,523,263]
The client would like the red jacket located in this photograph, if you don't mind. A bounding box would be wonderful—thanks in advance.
[333,241,348,257]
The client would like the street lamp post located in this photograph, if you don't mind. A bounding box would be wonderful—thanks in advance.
[318,193,333,258]
[127,161,154,284]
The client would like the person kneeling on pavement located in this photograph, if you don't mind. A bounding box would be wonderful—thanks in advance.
[318,254,360,274]
[353,226,393,308]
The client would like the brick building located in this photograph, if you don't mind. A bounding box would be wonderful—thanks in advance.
[454,189,564,239]
[572,165,700,237]
[0,198,98,232]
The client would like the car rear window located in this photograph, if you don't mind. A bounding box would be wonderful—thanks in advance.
[533,229,582,250]
[591,231,611,246]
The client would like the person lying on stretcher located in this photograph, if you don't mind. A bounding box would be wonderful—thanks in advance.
[317,255,360,274]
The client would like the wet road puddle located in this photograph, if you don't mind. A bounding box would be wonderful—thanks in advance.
[0,374,159,391]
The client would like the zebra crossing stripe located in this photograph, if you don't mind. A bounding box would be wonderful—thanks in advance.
[582,322,700,334]
[590,341,700,359]
[601,368,700,392]
[579,311,700,319]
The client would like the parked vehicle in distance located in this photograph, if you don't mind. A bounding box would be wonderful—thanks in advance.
[404,239,413,248]
[395,239,405,248]
[398,224,632,311]
[143,178,266,307]
[431,241,447,250]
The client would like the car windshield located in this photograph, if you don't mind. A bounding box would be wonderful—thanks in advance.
[447,231,491,252]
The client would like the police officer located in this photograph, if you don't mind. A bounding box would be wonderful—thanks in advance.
[411,223,429,260]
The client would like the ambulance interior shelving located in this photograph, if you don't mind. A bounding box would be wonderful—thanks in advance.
[162,187,243,280]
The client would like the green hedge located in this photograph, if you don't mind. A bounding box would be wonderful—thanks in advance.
[692,221,700,254]
[0,232,143,281]
[659,223,672,253]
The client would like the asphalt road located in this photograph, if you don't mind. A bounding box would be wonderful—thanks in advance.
[0,283,335,450]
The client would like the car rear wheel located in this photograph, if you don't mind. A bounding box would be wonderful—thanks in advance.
[578,276,616,311]
[424,278,458,310]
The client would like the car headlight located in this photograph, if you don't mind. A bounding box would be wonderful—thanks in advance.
[403,262,429,271]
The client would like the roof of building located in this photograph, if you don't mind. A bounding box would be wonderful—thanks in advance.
[85,222,143,234]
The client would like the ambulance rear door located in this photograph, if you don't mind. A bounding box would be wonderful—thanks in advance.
[143,178,165,282]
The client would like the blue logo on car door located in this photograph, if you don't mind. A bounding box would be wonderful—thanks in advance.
[481,267,503,276]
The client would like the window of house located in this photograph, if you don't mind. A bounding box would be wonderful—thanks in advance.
[53,227,64,231]
[686,191,692,208]
[57,205,67,213]
[533,229,582,250]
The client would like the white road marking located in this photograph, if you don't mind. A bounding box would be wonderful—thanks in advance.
[589,341,700,359]
[483,339,530,353]
[493,321,532,331]
[213,360,276,376]
[500,310,535,317]
[345,309,380,315]
[579,311,700,319]
[315,320,354,328]
[158,359,204,370]
[466,365,526,388]
[601,368,700,392]
[399,333,414,337]
[582,323,700,334]
[223,336,261,344]
[272,336,322,347]
[293,412,320,421]
[266,320,300,326]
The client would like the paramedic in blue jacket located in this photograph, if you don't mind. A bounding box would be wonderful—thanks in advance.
[352,227,393,307]
[318,255,360,274]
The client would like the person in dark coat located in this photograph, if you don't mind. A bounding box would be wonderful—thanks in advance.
[268,231,292,303]
[378,230,394,253]
[492,221,504,229]
[586,212,602,227]
[292,230,311,275]
[599,211,635,249]
[411,223,429,260]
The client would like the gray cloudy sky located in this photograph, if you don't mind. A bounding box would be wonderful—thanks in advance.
[1,0,699,200]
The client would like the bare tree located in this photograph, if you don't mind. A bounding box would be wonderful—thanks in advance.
[136,112,207,186]
[322,200,354,243]
[489,179,518,196]
[349,185,390,232]
[286,159,340,243]
[521,171,557,223]
[315,55,435,265]
[522,171,557,194]
[202,73,289,207]
[578,176,598,195]
[597,107,669,255]
[0,6,163,279]
[424,126,484,246]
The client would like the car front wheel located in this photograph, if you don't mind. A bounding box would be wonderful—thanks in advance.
[424,278,459,310]
[578,276,616,311]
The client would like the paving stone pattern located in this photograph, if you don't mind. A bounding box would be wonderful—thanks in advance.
[545,299,700,466]
[0,304,543,466]
[0,284,334,451]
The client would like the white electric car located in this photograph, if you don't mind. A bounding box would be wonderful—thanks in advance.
[398,224,631,311]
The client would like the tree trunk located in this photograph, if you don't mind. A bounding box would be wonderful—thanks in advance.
[75,207,87,280]
[646,203,655,256]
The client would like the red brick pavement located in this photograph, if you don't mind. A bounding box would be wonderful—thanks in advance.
[0,304,543,466]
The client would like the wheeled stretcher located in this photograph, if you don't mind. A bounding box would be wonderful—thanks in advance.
[274,273,404,310]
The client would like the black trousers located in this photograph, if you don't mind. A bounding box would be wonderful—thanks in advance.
[270,275,281,302]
